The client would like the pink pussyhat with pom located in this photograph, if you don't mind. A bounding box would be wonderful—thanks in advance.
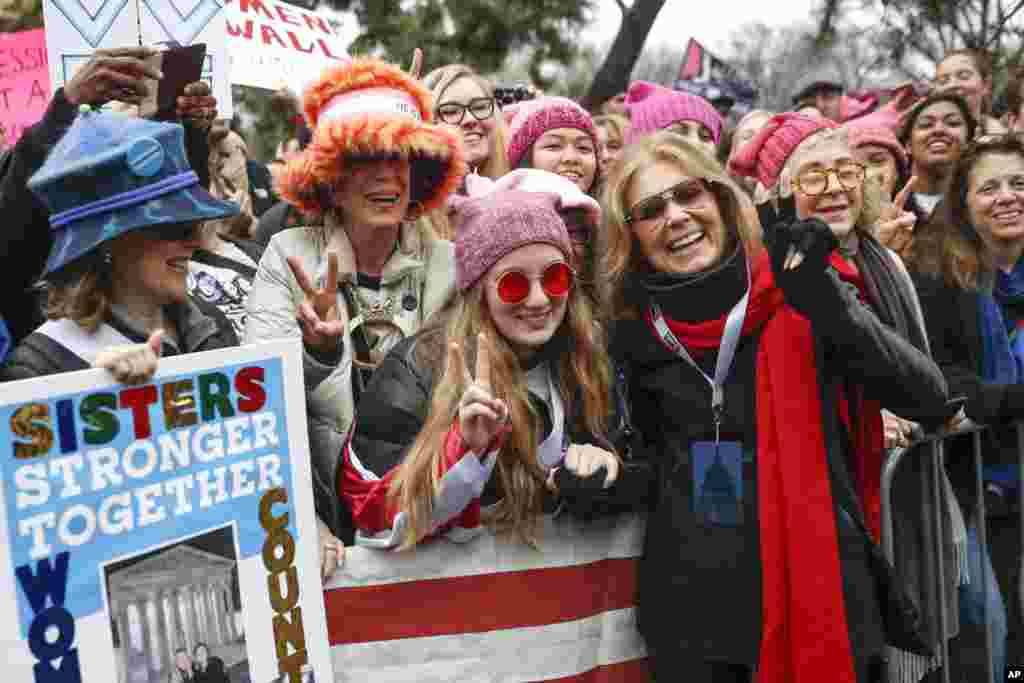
[624,80,723,145]
[728,112,837,191]
[455,190,572,292]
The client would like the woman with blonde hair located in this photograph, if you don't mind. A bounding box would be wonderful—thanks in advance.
[340,190,640,549]
[605,129,951,681]
[593,113,629,170]
[422,64,511,180]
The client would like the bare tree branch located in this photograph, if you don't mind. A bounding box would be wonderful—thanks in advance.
[613,0,628,14]
[986,0,1024,46]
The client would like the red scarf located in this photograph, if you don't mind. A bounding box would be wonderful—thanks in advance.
[646,252,883,683]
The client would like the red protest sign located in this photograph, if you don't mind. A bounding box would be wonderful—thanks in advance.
[0,29,49,147]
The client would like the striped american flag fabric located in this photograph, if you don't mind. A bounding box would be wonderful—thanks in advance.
[322,513,649,682]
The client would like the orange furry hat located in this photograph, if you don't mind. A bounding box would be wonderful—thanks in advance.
[276,58,466,217]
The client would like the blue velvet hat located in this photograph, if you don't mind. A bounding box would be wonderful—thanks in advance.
[28,111,240,274]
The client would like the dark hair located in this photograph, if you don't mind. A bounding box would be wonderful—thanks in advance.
[905,134,1024,289]
[193,642,208,656]
[899,92,978,145]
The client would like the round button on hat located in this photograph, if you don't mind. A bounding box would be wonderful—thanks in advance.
[126,137,165,177]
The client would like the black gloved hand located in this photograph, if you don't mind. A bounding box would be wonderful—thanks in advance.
[768,216,840,318]
[756,194,797,251]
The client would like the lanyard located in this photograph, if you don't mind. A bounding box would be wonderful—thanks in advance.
[649,266,751,443]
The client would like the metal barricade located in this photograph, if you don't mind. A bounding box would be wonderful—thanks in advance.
[880,421,1003,683]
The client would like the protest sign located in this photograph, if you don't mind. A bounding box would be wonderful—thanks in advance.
[325,513,650,682]
[41,0,233,118]
[0,339,332,683]
[0,28,50,147]
[225,0,349,92]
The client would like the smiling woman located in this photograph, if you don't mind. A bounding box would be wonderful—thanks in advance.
[606,130,955,681]
[1,111,241,386]
[246,58,466,569]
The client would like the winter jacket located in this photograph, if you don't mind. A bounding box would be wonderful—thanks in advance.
[612,253,949,669]
[244,216,456,538]
[910,271,1024,513]
[339,327,645,548]
[0,88,212,345]
[0,296,238,381]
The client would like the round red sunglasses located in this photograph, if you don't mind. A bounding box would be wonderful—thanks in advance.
[495,261,574,305]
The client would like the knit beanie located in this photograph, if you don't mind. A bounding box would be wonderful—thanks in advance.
[624,80,723,145]
[505,97,597,169]
[847,120,908,173]
[455,190,572,291]
[728,112,838,191]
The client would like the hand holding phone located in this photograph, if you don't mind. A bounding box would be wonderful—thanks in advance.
[139,43,207,121]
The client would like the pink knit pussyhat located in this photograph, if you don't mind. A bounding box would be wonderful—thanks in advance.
[624,80,723,145]
[505,96,597,169]
[455,190,572,291]
[728,112,838,191]
[847,120,908,172]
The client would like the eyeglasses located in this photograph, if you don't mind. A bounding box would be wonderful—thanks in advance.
[436,97,495,126]
[791,162,865,196]
[625,178,708,224]
[495,261,574,305]
[140,222,199,241]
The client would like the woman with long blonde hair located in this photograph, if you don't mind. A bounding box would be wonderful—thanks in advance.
[605,129,952,682]
[340,190,637,549]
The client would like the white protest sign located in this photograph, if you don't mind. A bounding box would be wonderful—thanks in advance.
[225,0,349,92]
[0,340,333,683]
[41,0,233,118]
[41,0,143,96]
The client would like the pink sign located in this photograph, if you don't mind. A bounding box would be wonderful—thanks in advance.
[0,29,49,147]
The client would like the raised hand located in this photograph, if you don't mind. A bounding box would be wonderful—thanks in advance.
[177,80,217,130]
[64,47,162,107]
[287,253,345,355]
[876,176,918,254]
[94,329,163,385]
[771,216,839,274]
[450,332,509,453]
[564,444,620,489]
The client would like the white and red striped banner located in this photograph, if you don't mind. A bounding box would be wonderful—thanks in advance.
[323,513,649,682]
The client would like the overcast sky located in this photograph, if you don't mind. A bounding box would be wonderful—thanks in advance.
[584,0,819,54]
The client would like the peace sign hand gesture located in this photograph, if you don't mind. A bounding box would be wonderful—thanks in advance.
[450,333,510,454]
[876,176,918,254]
[287,253,345,355]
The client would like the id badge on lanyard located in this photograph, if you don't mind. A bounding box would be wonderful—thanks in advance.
[649,266,751,527]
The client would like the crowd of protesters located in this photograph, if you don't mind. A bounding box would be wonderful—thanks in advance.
[6,38,1024,682]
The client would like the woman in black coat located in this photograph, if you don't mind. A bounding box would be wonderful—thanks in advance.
[603,127,953,682]
[903,134,1024,682]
